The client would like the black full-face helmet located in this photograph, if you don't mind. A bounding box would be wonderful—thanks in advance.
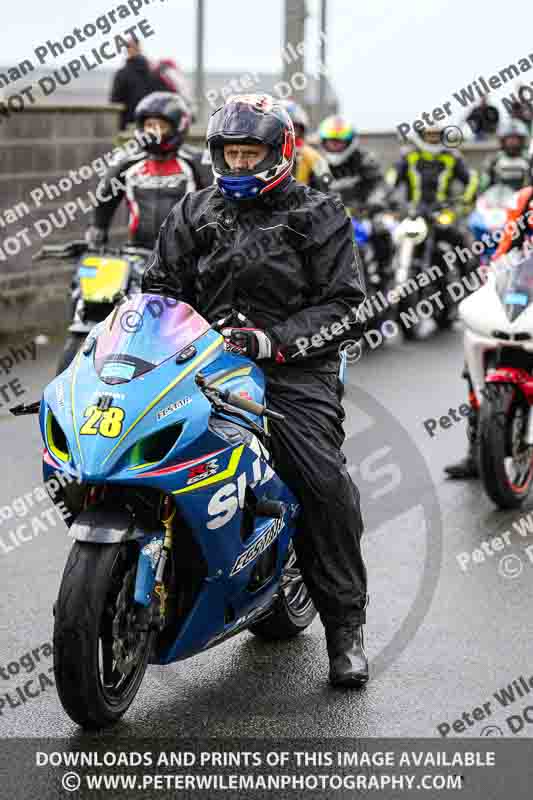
[134,92,191,155]
[206,93,295,200]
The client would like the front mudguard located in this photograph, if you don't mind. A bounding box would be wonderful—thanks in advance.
[68,510,164,608]
[68,510,140,544]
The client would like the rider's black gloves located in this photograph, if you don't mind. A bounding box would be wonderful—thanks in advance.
[221,326,284,362]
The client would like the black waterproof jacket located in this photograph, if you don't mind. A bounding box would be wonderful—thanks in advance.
[328,148,384,208]
[141,179,366,368]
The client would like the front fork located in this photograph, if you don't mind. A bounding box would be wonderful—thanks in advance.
[133,498,176,632]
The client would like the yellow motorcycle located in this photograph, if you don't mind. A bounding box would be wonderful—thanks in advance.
[33,241,152,373]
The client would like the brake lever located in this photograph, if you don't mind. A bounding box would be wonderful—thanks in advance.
[196,373,284,427]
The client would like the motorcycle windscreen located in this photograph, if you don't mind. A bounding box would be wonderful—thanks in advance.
[94,294,211,383]
[493,250,533,323]
[481,184,515,210]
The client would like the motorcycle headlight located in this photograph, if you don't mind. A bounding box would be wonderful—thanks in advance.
[436,210,456,226]
[45,409,71,463]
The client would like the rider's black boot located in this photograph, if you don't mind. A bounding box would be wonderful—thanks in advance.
[326,623,369,688]
[444,407,479,479]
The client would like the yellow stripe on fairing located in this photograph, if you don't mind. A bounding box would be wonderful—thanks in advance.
[172,444,244,494]
[46,412,69,462]
[209,366,253,387]
[71,347,84,466]
[101,335,224,467]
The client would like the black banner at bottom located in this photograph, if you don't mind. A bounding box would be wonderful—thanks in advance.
[1,738,532,799]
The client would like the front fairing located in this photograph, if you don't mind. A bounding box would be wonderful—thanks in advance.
[459,250,533,338]
[41,328,228,480]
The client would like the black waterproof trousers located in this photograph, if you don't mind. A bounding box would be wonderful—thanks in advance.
[263,365,368,628]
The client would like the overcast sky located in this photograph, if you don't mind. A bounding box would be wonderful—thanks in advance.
[5,0,533,129]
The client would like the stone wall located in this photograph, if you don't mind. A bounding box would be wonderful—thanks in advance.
[0,105,130,333]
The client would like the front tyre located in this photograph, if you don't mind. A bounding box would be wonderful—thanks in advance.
[479,385,533,509]
[249,550,316,640]
[53,541,153,729]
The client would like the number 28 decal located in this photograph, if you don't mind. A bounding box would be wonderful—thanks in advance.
[80,405,125,438]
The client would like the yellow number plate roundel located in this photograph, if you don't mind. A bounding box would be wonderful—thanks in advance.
[80,405,125,438]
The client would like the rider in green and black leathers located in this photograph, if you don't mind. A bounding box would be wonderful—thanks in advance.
[385,126,479,275]
[480,120,532,192]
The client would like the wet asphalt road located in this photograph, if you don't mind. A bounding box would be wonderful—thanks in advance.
[1,324,533,743]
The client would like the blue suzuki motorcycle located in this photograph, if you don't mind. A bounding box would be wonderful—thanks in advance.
[12,294,318,728]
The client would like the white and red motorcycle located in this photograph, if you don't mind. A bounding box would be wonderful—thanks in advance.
[460,249,533,508]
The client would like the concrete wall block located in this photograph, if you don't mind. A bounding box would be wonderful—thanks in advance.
[93,111,121,139]
[0,111,57,140]
[0,289,69,335]
[0,142,58,174]
[55,140,116,172]
[0,172,93,206]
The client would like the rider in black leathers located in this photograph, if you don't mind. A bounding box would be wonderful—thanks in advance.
[319,115,394,280]
[87,92,211,249]
[142,93,369,688]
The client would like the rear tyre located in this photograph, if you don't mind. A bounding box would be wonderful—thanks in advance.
[249,550,316,640]
[56,333,86,375]
[53,541,153,729]
[479,385,533,509]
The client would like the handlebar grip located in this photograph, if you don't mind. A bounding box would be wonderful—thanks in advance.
[223,391,285,422]
[224,391,266,416]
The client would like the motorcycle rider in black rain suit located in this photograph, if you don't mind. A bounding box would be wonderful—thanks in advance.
[141,93,370,687]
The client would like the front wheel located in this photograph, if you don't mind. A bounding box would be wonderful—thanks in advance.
[479,386,533,509]
[248,549,316,640]
[53,541,153,728]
